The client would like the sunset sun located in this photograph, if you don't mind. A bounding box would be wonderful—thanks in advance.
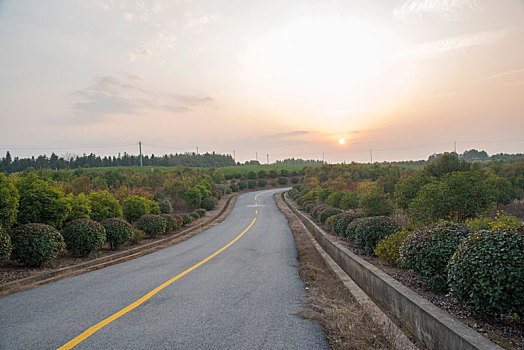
[339,138,345,145]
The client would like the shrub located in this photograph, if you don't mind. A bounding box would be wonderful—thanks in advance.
[101,218,133,250]
[400,222,473,293]
[129,228,145,245]
[62,219,106,257]
[247,180,257,189]
[88,191,122,222]
[0,228,12,260]
[332,212,363,236]
[181,214,192,226]
[345,218,366,242]
[16,173,69,228]
[319,207,343,224]
[325,191,345,208]
[135,215,167,237]
[147,200,161,215]
[269,170,278,178]
[64,193,90,222]
[353,216,398,255]
[291,177,300,184]
[224,187,232,194]
[158,198,173,214]
[464,216,493,230]
[340,192,359,210]
[258,179,268,187]
[10,223,65,266]
[184,187,203,207]
[278,177,288,185]
[491,211,522,229]
[189,212,200,220]
[159,214,180,232]
[324,216,335,231]
[448,227,524,318]
[270,181,277,186]
[0,172,19,229]
[229,184,239,192]
[195,208,206,218]
[359,192,394,217]
[374,230,411,266]
[201,197,217,211]
[123,195,150,223]
[310,204,329,222]
[237,181,247,190]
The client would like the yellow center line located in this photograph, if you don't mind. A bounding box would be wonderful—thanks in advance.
[58,216,257,350]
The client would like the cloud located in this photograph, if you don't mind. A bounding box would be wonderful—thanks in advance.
[391,29,508,61]
[156,30,175,48]
[70,75,214,124]
[129,48,152,61]
[122,12,134,21]
[394,0,479,22]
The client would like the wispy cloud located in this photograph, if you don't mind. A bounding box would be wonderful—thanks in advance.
[70,75,214,124]
[394,0,479,22]
[129,48,152,61]
[391,29,508,61]
[156,30,175,48]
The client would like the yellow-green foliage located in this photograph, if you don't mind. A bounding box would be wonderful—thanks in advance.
[466,211,522,230]
[324,215,335,231]
[374,230,411,266]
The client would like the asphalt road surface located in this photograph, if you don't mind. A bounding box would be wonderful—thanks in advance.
[0,189,329,350]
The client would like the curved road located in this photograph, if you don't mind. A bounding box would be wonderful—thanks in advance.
[0,189,329,350]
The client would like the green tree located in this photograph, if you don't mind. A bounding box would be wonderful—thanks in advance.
[325,191,345,208]
[211,168,225,184]
[394,172,433,210]
[184,187,203,207]
[339,192,359,210]
[123,195,150,222]
[486,175,514,206]
[0,173,19,229]
[88,191,122,222]
[64,193,91,222]
[359,192,394,217]
[424,152,470,178]
[16,173,69,228]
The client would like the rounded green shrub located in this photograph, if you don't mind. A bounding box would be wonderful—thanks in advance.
[181,214,192,226]
[400,222,473,293]
[325,191,345,208]
[123,195,150,223]
[345,217,366,242]
[62,219,106,257]
[324,216,335,231]
[224,187,233,194]
[201,197,217,211]
[88,191,122,222]
[135,215,166,237]
[64,193,90,222]
[332,212,363,236]
[340,192,359,210]
[158,198,173,214]
[0,172,19,230]
[303,201,316,213]
[0,228,12,260]
[359,192,394,217]
[237,181,247,190]
[448,227,524,318]
[310,204,329,222]
[10,223,65,266]
[159,214,178,232]
[101,218,133,250]
[353,216,398,255]
[258,179,268,187]
[319,207,343,224]
[195,208,206,218]
[278,177,288,185]
[291,177,300,184]
[129,228,145,245]
[229,184,239,192]
[189,212,200,220]
[374,230,411,266]
[247,180,257,189]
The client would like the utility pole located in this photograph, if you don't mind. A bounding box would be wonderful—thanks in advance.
[370,149,373,164]
[139,141,143,167]
[233,150,236,163]
[267,153,269,164]
[454,141,456,154]
[322,152,325,162]
[256,152,258,162]
[196,147,199,156]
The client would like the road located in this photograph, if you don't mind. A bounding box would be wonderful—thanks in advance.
[0,189,329,350]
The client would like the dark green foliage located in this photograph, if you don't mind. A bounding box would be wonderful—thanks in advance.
[400,222,473,293]
[211,168,225,184]
[229,183,239,192]
[258,179,268,187]
[181,214,192,226]
[269,170,278,178]
[318,188,333,202]
[345,218,366,242]
[303,201,316,213]
[247,180,257,189]
[158,198,174,214]
[424,152,470,178]
[325,191,345,208]
[448,227,524,318]
[184,187,203,207]
[88,191,122,222]
[359,192,394,217]
[62,219,106,257]
[201,197,217,211]
[247,171,257,179]
[331,212,363,236]
[353,216,398,255]
[291,177,300,184]
[135,214,167,237]
[394,172,433,210]
[486,175,514,206]
[339,192,359,210]
[101,218,133,250]
[318,207,343,224]
[408,171,492,223]
[237,181,247,190]
[16,173,69,228]
[194,208,206,217]
[123,195,150,223]
[64,193,90,222]
[189,212,200,220]
[257,170,268,178]
[310,204,329,222]
[0,172,19,229]
[280,169,289,177]
[278,177,288,185]
[0,228,12,260]
[158,214,180,232]
[129,228,145,245]
[10,223,65,266]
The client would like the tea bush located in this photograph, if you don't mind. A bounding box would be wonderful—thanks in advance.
[123,195,150,223]
[101,218,133,250]
[345,217,366,242]
[400,222,473,293]
[319,207,343,224]
[247,180,257,189]
[237,181,247,190]
[194,208,206,218]
[353,216,398,255]
[291,177,300,184]
[278,177,288,185]
[189,212,200,220]
[62,219,106,257]
[158,198,173,214]
[201,197,217,211]
[159,214,179,232]
[129,228,145,245]
[229,183,239,192]
[448,227,524,318]
[10,223,65,266]
[258,179,268,187]
[332,212,363,237]
[0,228,12,260]
[135,214,166,237]
[374,230,411,266]
[181,214,192,226]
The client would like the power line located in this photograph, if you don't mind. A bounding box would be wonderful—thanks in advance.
[0,142,138,150]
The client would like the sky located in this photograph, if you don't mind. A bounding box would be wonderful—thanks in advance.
[1,0,523,163]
